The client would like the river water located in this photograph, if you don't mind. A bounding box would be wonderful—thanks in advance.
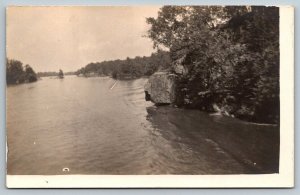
[7,76,279,175]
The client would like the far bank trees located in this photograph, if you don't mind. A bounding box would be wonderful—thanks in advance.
[76,50,171,79]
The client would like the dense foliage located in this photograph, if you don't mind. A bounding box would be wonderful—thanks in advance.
[76,50,171,79]
[6,59,38,84]
[146,6,279,123]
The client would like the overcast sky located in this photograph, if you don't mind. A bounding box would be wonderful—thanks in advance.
[7,6,160,72]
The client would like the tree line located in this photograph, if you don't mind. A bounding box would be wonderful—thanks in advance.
[6,59,38,84]
[37,71,58,77]
[146,6,279,123]
[37,70,74,77]
[75,50,171,79]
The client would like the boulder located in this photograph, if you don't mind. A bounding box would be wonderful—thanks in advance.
[144,72,177,104]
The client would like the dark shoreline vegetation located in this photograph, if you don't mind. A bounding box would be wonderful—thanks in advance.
[7,6,279,124]
[144,6,279,124]
[6,59,38,85]
[37,71,74,77]
[75,50,171,79]
[6,59,69,84]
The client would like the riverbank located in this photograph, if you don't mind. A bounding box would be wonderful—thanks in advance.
[144,71,279,125]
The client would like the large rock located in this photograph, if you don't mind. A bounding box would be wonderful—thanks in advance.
[144,72,177,104]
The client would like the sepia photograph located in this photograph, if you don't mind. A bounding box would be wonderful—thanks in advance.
[5,5,294,188]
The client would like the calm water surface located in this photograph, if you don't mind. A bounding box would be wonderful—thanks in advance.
[7,76,279,175]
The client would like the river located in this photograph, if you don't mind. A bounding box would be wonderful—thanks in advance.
[7,76,279,175]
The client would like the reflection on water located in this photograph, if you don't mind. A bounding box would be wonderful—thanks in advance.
[7,76,279,175]
[146,106,279,174]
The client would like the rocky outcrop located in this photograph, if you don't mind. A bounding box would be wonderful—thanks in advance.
[144,72,177,104]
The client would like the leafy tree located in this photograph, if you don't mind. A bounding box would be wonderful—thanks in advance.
[146,6,279,123]
[7,59,25,84]
[6,59,38,84]
[24,64,38,82]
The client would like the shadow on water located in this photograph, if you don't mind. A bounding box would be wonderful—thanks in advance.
[145,105,279,174]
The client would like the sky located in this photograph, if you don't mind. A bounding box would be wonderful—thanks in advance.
[6,6,160,72]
